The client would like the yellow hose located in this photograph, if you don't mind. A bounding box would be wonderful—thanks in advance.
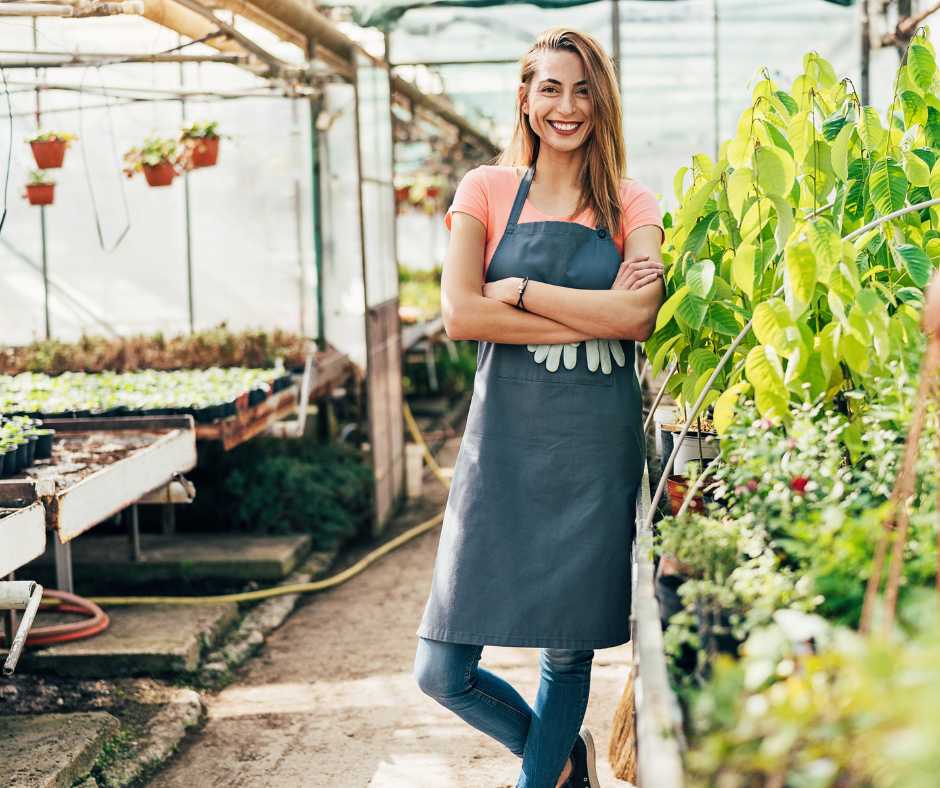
[85,403,451,606]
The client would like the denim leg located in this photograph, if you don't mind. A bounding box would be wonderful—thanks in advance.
[516,648,594,788]
[414,637,533,757]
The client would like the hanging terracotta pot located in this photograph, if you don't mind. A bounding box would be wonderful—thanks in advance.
[187,137,219,168]
[395,186,411,201]
[30,140,68,169]
[425,186,441,198]
[25,184,55,206]
[142,162,177,187]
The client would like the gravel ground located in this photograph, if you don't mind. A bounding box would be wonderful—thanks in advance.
[145,435,634,788]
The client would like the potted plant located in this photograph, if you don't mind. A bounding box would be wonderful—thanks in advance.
[26,130,76,169]
[179,120,220,169]
[123,135,180,187]
[24,170,55,206]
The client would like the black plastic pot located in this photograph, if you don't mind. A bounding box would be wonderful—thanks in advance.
[694,605,743,658]
[2,447,16,476]
[15,441,28,471]
[248,388,267,407]
[223,400,237,417]
[654,570,697,674]
[272,374,293,393]
[41,410,75,420]
[141,408,172,416]
[26,435,37,465]
[192,404,225,423]
[92,406,127,418]
[34,430,54,459]
[0,449,7,478]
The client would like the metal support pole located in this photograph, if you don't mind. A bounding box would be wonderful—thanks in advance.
[2,572,16,652]
[861,0,871,106]
[309,87,325,349]
[713,0,720,160]
[180,48,195,333]
[54,537,73,593]
[611,0,620,85]
[292,99,306,337]
[128,502,141,560]
[161,502,175,535]
[34,21,50,339]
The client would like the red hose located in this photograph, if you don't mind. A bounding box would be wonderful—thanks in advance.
[0,590,110,648]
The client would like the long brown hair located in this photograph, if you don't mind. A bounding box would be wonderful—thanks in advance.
[496,28,626,236]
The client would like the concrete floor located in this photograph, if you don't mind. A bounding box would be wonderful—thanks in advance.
[144,437,634,788]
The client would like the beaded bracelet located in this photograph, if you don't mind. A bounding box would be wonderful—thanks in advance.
[516,277,530,311]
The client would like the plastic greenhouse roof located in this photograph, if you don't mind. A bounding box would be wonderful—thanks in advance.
[321,0,855,30]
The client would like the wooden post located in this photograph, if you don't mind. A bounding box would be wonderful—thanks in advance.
[861,0,871,106]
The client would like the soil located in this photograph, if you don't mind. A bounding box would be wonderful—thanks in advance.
[10,432,162,488]
[143,429,634,788]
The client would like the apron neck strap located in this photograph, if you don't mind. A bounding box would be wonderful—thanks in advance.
[506,163,537,230]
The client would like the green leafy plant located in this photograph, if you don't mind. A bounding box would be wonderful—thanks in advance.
[26,170,54,186]
[179,120,219,140]
[648,38,940,430]
[25,129,76,145]
[122,135,180,177]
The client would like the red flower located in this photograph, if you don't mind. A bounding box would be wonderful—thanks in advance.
[790,476,809,494]
[746,480,758,492]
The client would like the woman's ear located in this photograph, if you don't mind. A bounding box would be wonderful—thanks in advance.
[519,84,529,115]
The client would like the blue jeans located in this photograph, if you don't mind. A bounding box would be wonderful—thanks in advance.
[414,637,593,788]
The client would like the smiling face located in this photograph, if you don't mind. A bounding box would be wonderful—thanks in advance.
[521,48,594,157]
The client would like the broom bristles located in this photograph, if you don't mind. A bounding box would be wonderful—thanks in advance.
[608,672,637,784]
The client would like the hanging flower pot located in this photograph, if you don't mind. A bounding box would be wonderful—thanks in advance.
[142,162,177,187]
[425,186,441,199]
[123,134,180,187]
[395,186,411,201]
[26,130,76,170]
[179,121,221,169]
[23,171,55,206]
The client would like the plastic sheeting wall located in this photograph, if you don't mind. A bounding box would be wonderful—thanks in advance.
[0,18,316,345]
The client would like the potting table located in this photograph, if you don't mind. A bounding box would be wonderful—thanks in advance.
[194,347,353,450]
[9,416,198,593]
[631,463,685,787]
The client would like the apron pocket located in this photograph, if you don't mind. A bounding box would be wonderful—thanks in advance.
[496,344,614,387]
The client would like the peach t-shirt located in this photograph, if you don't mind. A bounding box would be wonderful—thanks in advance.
[445,165,664,273]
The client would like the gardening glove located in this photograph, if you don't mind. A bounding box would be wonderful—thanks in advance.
[527,342,580,372]
[585,339,626,374]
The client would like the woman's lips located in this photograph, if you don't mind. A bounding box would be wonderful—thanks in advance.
[547,120,582,136]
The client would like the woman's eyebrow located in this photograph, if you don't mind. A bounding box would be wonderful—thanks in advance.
[539,78,588,86]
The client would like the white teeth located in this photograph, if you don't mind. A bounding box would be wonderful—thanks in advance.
[549,121,580,131]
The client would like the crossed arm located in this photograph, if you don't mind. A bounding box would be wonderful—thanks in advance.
[441,213,665,344]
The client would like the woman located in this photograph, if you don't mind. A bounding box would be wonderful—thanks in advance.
[414,28,665,788]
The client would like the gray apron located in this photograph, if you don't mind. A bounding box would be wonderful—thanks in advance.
[418,163,645,649]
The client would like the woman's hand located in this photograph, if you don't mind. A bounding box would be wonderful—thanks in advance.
[482,277,524,306]
[611,254,664,291]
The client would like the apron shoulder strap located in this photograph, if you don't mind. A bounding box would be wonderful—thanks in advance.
[506,163,536,233]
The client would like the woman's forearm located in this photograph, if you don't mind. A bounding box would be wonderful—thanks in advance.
[443,291,593,344]
[513,280,663,341]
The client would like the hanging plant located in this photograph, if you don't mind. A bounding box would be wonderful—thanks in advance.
[26,130,76,170]
[123,135,181,187]
[23,170,55,206]
[179,120,220,169]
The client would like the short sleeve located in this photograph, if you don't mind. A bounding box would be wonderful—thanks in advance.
[620,181,664,244]
[445,167,489,232]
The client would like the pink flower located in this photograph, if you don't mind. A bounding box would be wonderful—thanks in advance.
[790,476,809,494]
[760,419,773,430]
[746,480,758,492]
[786,439,797,449]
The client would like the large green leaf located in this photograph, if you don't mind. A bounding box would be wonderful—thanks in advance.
[892,243,933,287]
[769,194,795,253]
[786,111,812,163]
[753,298,796,349]
[655,284,689,331]
[745,344,788,419]
[830,80,848,109]
[857,106,885,152]
[689,348,720,377]
[727,167,752,221]
[900,90,928,128]
[673,167,689,201]
[682,164,725,234]
[686,257,717,299]
[909,43,937,92]
[869,158,908,214]
[740,197,773,243]
[732,244,756,299]
[753,145,796,197]
[831,123,854,182]
[903,148,931,187]
[785,241,817,305]
[727,134,756,169]
[703,303,741,336]
[650,334,681,377]
[683,212,719,257]
[929,158,940,198]
[675,290,708,331]
[806,218,842,281]
[763,123,794,157]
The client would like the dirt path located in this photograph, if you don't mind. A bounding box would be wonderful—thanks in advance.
[146,437,633,788]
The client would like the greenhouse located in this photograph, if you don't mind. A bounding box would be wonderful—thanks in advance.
[2,0,940,787]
